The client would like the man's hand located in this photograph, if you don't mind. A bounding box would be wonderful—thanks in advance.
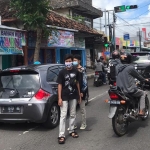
[80,93,83,97]
[58,98,63,107]
[145,79,149,82]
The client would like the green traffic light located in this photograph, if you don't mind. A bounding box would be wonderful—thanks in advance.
[126,6,130,9]
[104,44,109,47]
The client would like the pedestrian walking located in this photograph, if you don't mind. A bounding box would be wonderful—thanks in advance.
[57,54,81,144]
[73,54,88,130]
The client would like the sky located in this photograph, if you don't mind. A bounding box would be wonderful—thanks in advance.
[92,0,150,40]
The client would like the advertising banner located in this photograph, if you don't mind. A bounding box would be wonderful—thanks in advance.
[48,30,74,47]
[0,29,24,55]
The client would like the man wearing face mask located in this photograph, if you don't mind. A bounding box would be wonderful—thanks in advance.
[72,54,87,130]
[57,54,81,144]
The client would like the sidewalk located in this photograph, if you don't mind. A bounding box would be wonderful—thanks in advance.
[86,68,95,79]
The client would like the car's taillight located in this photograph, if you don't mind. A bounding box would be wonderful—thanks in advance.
[109,93,119,100]
[10,70,20,73]
[95,72,99,75]
[34,89,50,100]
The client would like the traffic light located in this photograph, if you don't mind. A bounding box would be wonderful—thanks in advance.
[103,37,109,48]
[114,5,126,13]
[126,5,138,9]
[104,43,109,48]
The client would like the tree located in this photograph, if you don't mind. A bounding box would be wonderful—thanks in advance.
[10,0,51,62]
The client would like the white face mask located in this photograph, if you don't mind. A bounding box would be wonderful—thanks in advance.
[65,62,73,68]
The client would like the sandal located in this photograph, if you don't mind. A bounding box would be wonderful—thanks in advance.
[70,132,79,138]
[58,137,65,144]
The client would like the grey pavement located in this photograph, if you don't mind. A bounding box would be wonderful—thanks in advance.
[0,79,150,150]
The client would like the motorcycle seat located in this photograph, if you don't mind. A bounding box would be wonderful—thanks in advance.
[124,92,136,100]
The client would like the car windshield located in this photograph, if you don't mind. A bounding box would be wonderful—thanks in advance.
[132,55,150,63]
[0,74,40,99]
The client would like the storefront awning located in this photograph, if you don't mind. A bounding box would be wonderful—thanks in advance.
[0,25,26,55]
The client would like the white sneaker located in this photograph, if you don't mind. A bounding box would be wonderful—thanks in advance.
[80,124,87,130]
[67,125,78,131]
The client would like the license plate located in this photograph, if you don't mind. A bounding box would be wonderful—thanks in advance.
[1,106,22,114]
[95,75,99,77]
[108,100,120,105]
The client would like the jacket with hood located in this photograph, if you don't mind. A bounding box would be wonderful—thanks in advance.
[116,64,145,94]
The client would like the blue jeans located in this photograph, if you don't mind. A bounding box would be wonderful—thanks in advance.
[102,72,106,83]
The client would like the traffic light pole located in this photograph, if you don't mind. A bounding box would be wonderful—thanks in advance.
[103,10,116,54]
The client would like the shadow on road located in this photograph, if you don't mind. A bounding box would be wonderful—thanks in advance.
[126,120,149,137]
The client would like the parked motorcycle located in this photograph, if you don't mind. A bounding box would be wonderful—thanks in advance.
[105,81,149,136]
[93,71,103,87]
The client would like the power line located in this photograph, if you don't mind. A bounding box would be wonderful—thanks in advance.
[130,10,150,20]
[116,22,150,26]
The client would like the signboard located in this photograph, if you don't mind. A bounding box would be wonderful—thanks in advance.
[123,33,130,41]
[0,29,24,55]
[48,30,74,47]
[104,51,110,55]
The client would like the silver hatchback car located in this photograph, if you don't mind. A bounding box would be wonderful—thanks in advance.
[0,64,65,128]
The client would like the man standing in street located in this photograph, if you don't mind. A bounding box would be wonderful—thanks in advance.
[57,54,81,144]
[73,54,88,130]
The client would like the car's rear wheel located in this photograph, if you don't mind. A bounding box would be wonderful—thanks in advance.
[43,102,60,129]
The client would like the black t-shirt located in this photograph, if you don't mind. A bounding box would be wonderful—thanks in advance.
[57,68,80,101]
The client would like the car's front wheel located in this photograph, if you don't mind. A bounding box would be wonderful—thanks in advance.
[43,102,60,129]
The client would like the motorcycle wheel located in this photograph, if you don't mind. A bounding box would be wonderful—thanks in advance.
[112,106,128,137]
[141,96,149,121]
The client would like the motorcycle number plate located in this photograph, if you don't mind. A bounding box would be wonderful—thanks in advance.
[108,100,120,105]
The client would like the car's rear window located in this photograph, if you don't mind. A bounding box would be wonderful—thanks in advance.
[0,72,40,99]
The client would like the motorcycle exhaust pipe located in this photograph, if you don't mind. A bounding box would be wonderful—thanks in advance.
[124,114,138,121]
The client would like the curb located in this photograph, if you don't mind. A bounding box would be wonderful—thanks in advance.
[87,73,94,80]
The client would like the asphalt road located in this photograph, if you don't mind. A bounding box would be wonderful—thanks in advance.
[0,79,150,150]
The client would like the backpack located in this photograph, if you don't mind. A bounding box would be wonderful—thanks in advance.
[109,59,118,81]
[78,67,88,92]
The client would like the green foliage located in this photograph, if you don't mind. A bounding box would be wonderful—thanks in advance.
[67,15,85,23]
[10,0,51,31]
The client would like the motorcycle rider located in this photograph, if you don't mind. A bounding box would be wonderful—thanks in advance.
[116,52,148,115]
[95,59,106,84]
[107,50,121,85]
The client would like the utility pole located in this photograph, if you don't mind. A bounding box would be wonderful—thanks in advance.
[113,12,116,50]
[139,28,142,51]
[99,17,102,31]
[104,9,107,35]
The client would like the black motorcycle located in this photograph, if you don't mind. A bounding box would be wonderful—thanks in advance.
[93,71,103,87]
[105,82,149,136]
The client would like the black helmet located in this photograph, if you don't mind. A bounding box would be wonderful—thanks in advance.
[100,56,104,60]
[112,50,120,59]
[121,52,132,64]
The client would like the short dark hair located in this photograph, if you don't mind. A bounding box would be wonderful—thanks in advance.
[73,54,81,61]
[64,54,73,61]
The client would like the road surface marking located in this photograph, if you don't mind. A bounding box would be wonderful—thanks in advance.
[89,91,107,102]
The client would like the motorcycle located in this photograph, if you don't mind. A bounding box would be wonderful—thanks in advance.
[93,71,103,87]
[105,81,149,136]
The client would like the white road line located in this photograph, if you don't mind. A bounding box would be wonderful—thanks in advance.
[89,91,107,102]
